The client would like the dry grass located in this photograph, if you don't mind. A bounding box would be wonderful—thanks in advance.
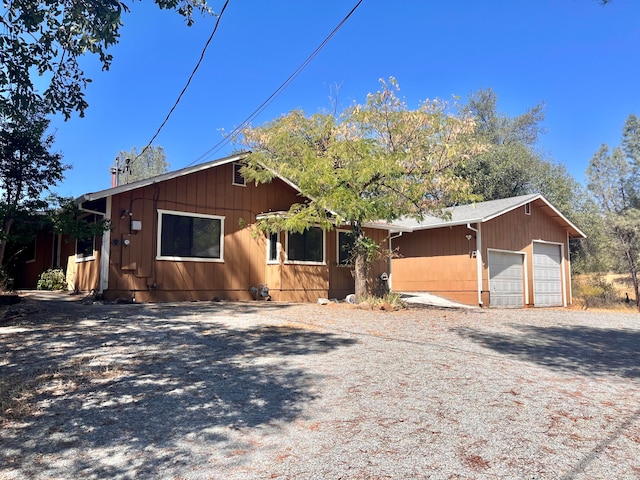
[572,273,638,311]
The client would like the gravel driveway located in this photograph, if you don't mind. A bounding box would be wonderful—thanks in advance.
[1,293,639,479]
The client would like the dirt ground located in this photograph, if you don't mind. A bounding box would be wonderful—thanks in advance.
[1,292,639,479]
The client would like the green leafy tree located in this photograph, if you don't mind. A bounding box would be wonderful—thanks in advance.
[456,88,581,215]
[0,107,67,269]
[586,141,640,309]
[117,146,170,183]
[240,78,483,300]
[0,0,212,119]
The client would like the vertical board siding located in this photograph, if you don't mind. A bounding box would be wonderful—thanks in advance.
[103,164,351,302]
[391,225,478,304]
[483,200,570,307]
[390,200,575,307]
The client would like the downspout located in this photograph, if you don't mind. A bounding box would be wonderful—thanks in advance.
[566,231,571,307]
[388,231,403,291]
[467,223,483,306]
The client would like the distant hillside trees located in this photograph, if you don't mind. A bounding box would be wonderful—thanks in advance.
[586,114,640,309]
[116,146,170,184]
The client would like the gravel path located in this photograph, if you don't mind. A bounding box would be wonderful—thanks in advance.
[1,294,639,479]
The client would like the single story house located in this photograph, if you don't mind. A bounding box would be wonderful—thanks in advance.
[388,194,586,308]
[17,154,585,308]
[68,152,389,303]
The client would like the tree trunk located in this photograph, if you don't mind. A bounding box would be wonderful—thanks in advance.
[352,221,368,302]
[619,238,640,310]
[0,215,15,276]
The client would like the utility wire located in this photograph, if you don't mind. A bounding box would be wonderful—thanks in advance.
[187,0,364,166]
[130,0,230,167]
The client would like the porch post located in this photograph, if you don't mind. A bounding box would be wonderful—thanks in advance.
[99,197,112,294]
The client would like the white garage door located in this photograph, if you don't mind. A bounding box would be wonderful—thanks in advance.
[488,251,524,308]
[533,243,563,307]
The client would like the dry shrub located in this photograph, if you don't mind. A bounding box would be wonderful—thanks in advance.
[573,274,627,310]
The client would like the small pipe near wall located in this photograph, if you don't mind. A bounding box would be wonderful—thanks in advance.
[467,223,483,307]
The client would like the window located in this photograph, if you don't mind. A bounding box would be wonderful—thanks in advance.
[232,162,246,186]
[25,236,37,264]
[75,214,100,263]
[525,202,531,215]
[337,230,355,266]
[157,210,224,262]
[267,231,280,263]
[286,227,324,264]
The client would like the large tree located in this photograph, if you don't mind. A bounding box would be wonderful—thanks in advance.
[240,79,483,299]
[456,88,581,216]
[0,0,212,119]
[0,107,67,268]
[586,138,640,310]
[116,145,170,184]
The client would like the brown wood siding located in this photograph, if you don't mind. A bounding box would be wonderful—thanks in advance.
[391,225,478,304]
[14,231,55,289]
[481,199,571,307]
[391,199,576,307]
[102,164,339,302]
[69,236,101,293]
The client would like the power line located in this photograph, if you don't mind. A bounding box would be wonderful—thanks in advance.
[187,0,364,166]
[130,0,230,167]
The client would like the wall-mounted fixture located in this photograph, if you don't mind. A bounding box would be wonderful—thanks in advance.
[131,220,142,231]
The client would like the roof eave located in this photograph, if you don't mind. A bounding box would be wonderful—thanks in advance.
[76,151,251,204]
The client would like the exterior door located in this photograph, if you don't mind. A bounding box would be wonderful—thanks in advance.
[533,243,563,307]
[488,251,524,308]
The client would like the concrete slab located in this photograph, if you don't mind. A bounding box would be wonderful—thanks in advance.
[399,291,477,309]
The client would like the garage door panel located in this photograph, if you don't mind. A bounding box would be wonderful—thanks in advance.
[533,243,563,307]
[489,251,524,308]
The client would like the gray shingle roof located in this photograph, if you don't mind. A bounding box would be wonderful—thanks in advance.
[386,194,585,238]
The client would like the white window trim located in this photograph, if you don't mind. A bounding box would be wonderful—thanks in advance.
[284,227,326,265]
[75,213,103,263]
[156,209,225,263]
[525,202,531,215]
[75,237,96,263]
[232,162,246,187]
[336,229,353,267]
[266,231,281,264]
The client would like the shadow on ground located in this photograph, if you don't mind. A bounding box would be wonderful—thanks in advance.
[454,323,640,379]
[1,296,357,478]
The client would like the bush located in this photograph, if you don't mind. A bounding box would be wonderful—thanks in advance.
[573,274,618,309]
[361,292,407,311]
[36,269,67,291]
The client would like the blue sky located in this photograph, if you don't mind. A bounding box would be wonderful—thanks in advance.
[49,0,640,198]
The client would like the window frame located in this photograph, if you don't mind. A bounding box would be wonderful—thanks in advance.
[156,209,225,263]
[525,202,531,215]
[75,213,101,263]
[232,162,246,187]
[266,231,280,264]
[336,229,355,266]
[284,227,326,265]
